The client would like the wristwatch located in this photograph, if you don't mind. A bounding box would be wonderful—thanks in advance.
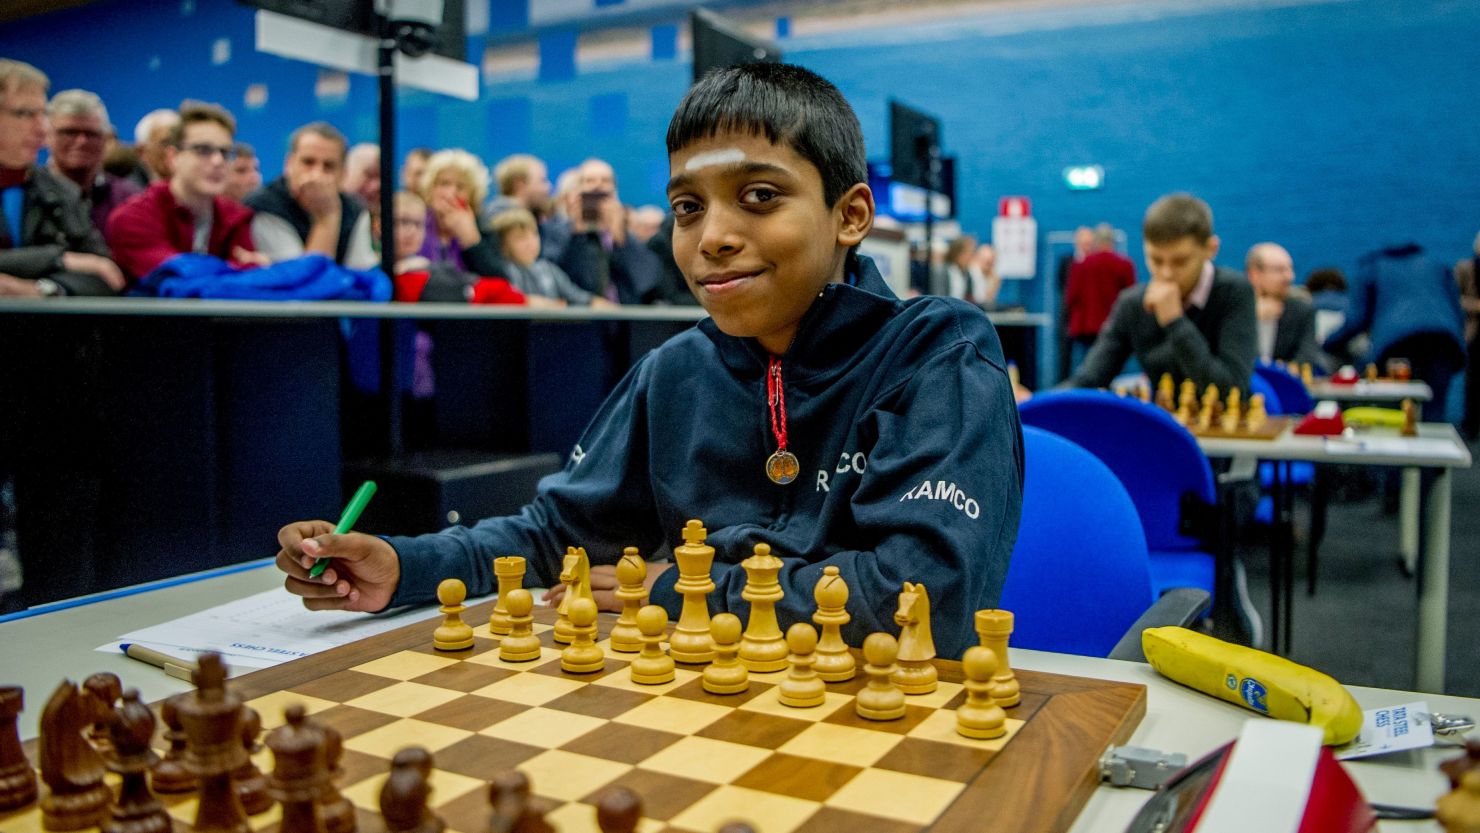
[34,278,64,298]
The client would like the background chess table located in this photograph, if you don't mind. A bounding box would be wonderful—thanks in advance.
[3,602,1145,833]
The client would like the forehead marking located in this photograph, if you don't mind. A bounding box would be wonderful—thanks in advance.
[684,148,747,172]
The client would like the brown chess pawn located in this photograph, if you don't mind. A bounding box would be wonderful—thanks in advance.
[265,705,328,833]
[594,785,641,833]
[313,717,356,833]
[380,747,443,833]
[178,653,250,833]
[487,770,551,833]
[81,672,122,758]
[38,679,112,830]
[232,706,273,815]
[101,690,172,833]
[0,685,38,811]
[150,694,196,794]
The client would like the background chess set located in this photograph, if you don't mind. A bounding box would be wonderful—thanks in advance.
[2,597,1146,833]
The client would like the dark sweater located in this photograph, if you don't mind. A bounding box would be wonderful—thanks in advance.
[383,257,1024,658]
[1067,266,1257,393]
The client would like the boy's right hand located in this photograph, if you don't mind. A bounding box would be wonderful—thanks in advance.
[276,521,401,612]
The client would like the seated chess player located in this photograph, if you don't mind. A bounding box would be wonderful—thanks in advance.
[1054,193,1256,395]
[1246,241,1328,371]
[274,62,1023,658]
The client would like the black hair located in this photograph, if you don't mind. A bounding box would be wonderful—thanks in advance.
[666,63,866,209]
[1305,267,1347,294]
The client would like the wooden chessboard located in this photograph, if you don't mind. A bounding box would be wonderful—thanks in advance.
[1179,415,1293,441]
[3,602,1146,833]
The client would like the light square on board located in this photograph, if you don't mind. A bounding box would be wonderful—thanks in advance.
[342,717,472,757]
[667,784,821,833]
[164,799,283,830]
[612,696,731,735]
[543,801,667,833]
[737,688,851,722]
[340,766,486,812]
[635,735,774,784]
[465,646,563,670]
[477,706,606,749]
[471,671,586,706]
[776,721,904,767]
[245,690,337,729]
[590,666,700,695]
[515,748,633,802]
[901,680,965,709]
[906,709,1025,749]
[343,680,465,717]
[350,650,459,681]
[823,768,965,825]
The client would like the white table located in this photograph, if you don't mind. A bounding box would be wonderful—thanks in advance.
[1197,424,1472,693]
[1,563,1474,832]
[1308,379,1434,404]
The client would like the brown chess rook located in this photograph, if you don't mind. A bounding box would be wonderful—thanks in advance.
[0,685,38,811]
[101,690,171,833]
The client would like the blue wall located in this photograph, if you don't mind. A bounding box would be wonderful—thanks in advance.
[5,0,1479,294]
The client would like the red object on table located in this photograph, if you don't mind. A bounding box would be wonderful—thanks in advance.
[1295,402,1346,436]
[1329,366,1360,386]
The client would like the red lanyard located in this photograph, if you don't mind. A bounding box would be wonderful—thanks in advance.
[765,357,799,484]
[767,356,788,454]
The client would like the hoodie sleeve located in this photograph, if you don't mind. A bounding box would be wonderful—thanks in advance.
[650,338,1025,660]
[382,354,664,606]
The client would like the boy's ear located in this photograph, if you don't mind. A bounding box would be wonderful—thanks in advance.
[835,183,875,249]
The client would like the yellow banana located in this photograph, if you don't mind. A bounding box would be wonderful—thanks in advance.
[1142,626,1363,746]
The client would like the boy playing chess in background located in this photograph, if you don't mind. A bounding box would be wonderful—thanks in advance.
[273,63,1023,658]
[1036,193,1257,397]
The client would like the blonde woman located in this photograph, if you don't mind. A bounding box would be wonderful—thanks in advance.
[416,148,505,276]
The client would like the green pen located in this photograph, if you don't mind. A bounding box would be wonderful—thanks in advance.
[308,480,378,579]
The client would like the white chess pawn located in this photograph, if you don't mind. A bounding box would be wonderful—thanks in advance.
[955,646,1007,739]
[855,633,906,721]
[498,589,543,662]
[702,613,749,695]
[561,597,605,673]
[433,579,475,651]
[630,605,675,685]
[778,623,826,708]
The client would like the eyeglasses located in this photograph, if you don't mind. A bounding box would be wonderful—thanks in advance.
[0,106,45,122]
[55,127,105,142]
[180,143,238,161]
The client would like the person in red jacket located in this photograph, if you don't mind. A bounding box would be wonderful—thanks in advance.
[1064,223,1136,370]
[105,101,262,282]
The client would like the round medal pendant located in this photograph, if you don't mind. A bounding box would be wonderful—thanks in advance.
[766,449,800,485]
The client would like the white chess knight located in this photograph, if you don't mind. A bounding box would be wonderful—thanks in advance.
[891,582,937,694]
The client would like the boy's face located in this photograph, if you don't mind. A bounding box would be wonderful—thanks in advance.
[667,130,871,355]
[394,203,426,260]
[168,121,233,200]
[503,225,541,267]
[1144,234,1219,300]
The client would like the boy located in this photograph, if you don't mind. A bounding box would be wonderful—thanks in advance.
[274,63,1022,657]
[490,207,614,307]
[1063,194,1256,393]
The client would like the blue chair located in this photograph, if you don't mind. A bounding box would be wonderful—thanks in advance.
[1255,362,1316,416]
[1000,428,1151,656]
[1018,390,1219,599]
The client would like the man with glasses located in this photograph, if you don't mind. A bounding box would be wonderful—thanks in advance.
[106,100,262,282]
[246,122,379,270]
[46,89,140,237]
[0,59,123,298]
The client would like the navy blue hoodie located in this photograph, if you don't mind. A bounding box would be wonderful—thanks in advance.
[385,257,1024,658]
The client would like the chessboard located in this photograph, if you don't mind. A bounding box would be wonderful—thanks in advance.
[3,600,1146,833]
[1129,375,1293,441]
